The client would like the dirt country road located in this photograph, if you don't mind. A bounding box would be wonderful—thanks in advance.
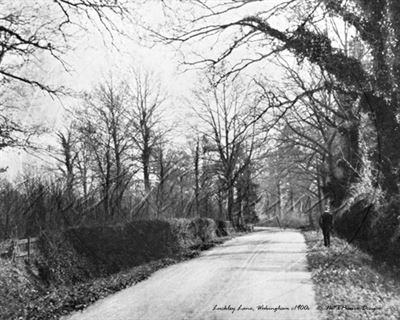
[66,228,321,320]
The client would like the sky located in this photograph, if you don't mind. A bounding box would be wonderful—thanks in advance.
[0,1,199,180]
[0,0,326,181]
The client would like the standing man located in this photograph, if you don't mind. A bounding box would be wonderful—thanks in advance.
[319,205,333,247]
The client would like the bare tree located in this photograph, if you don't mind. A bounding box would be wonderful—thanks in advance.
[0,0,134,161]
[192,71,265,224]
[127,70,166,195]
[0,0,131,93]
[193,135,201,216]
[76,78,133,219]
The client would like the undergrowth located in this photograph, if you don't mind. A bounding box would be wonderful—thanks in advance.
[0,237,229,320]
[303,231,400,320]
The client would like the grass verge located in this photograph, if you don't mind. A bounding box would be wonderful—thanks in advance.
[303,231,400,320]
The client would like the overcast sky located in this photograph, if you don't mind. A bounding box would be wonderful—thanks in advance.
[0,0,323,180]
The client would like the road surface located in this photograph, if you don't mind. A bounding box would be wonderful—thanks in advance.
[65,227,321,320]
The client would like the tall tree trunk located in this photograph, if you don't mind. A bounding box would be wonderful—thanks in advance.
[317,173,323,214]
[277,179,281,219]
[366,3,400,195]
[227,178,234,223]
[156,146,165,218]
[218,187,224,220]
[235,184,243,229]
[81,165,88,198]
[289,182,294,214]
[194,138,200,216]
[343,118,361,184]
[103,186,109,222]
[179,175,184,216]
[361,94,400,195]
[113,146,122,217]
[142,146,151,217]
[142,148,151,193]
[103,149,112,220]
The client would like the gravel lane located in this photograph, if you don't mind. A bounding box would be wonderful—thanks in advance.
[65,227,321,320]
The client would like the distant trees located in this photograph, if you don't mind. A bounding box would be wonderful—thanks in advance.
[16,69,266,230]
[61,72,169,220]
[25,70,174,224]
[192,73,265,226]
[254,58,364,226]
[78,79,133,218]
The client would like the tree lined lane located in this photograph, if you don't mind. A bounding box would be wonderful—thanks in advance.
[66,228,321,320]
